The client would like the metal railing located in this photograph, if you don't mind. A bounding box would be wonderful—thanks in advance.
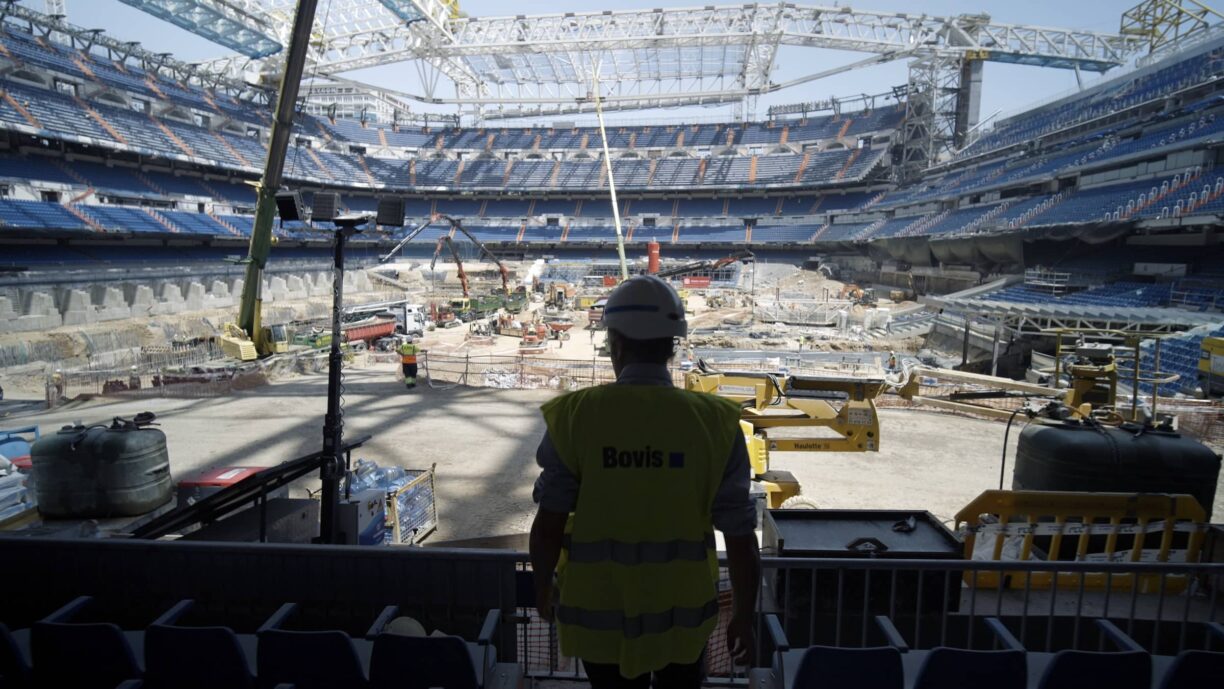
[520,556,1224,681]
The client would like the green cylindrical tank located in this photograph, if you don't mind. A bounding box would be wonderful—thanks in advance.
[31,414,172,518]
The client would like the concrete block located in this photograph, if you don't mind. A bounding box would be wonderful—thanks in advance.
[285,275,308,300]
[307,272,330,296]
[0,297,18,333]
[231,278,245,298]
[152,283,185,316]
[14,291,62,332]
[204,280,234,309]
[342,272,356,291]
[312,272,333,296]
[184,282,206,311]
[61,289,98,326]
[354,271,372,292]
[267,276,289,302]
[96,287,132,322]
[131,284,155,316]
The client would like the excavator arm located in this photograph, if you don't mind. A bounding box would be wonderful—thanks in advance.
[441,215,512,295]
[430,235,469,298]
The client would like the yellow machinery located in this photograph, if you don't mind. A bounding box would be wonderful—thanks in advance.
[1199,336,1223,397]
[684,367,885,508]
[219,320,288,362]
[1047,329,1179,422]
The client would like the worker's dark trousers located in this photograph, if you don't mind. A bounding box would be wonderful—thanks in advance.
[402,363,418,388]
[583,656,703,689]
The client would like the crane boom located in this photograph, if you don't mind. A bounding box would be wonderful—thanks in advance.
[235,0,320,356]
[379,214,439,264]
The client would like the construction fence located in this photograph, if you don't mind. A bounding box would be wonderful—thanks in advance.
[877,373,1224,448]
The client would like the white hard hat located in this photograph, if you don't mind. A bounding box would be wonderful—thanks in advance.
[603,275,687,340]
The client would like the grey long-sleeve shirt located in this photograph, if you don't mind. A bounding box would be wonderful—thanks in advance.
[532,362,757,536]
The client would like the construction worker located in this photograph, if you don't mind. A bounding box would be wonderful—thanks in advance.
[398,337,421,389]
[530,275,760,689]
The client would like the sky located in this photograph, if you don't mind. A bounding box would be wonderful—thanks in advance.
[23,0,1150,126]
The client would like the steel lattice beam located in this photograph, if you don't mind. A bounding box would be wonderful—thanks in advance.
[117,2,1150,119]
[117,0,284,57]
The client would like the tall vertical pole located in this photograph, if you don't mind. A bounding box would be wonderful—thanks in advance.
[592,71,629,281]
[319,228,350,544]
[990,321,1001,377]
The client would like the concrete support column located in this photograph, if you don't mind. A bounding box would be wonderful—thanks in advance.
[184,282,206,311]
[61,289,97,326]
[96,287,132,321]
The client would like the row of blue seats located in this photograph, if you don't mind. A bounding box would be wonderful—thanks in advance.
[1,595,507,689]
[765,614,1224,689]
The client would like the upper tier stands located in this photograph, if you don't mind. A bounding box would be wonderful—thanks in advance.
[957,34,1224,161]
[315,105,905,152]
[0,19,1219,251]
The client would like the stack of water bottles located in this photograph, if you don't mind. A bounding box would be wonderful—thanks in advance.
[348,458,437,545]
[0,455,34,522]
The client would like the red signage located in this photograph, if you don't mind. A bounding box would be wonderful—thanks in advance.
[681,276,711,288]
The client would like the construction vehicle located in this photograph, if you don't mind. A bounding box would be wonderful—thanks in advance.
[496,314,548,340]
[450,294,503,322]
[1197,336,1223,398]
[545,283,575,310]
[838,283,877,306]
[224,0,317,360]
[684,363,885,508]
[587,298,608,329]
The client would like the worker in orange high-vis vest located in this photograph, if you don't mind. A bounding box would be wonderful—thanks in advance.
[530,275,760,689]
[398,337,421,389]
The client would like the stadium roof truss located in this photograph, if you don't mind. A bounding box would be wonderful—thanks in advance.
[116,1,1148,120]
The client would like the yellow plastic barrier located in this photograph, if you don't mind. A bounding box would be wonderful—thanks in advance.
[955,490,1209,593]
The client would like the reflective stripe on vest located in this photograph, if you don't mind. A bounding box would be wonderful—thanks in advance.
[555,599,719,640]
[562,534,715,565]
[400,344,418,364]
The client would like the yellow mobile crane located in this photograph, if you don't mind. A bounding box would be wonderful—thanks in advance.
[684,363,885,507]
[219,0,321,361]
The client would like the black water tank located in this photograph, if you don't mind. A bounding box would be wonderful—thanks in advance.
[32,414,172,518]
[1013,421,1221,519]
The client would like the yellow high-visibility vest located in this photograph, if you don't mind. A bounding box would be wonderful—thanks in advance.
[399,342,419,364]
[541,384,741,677]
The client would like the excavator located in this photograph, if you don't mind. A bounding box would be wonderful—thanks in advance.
[428,216,525,320]
[839,283,878,306]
